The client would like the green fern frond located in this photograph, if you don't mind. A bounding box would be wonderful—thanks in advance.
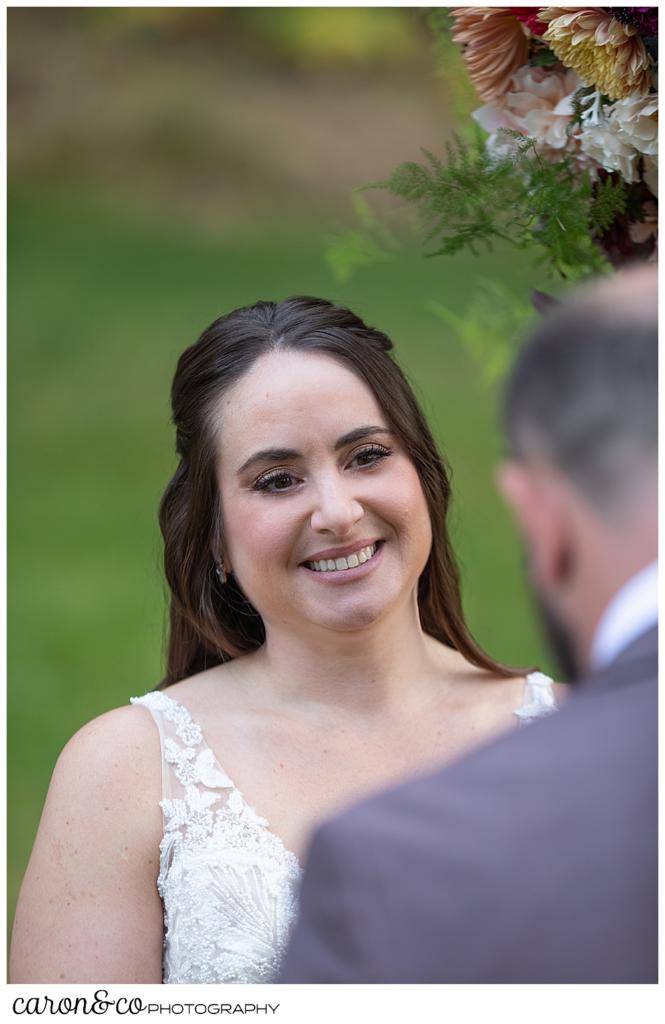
[372,128,611,279]
[420,148,444,176]
[590,176,627,233]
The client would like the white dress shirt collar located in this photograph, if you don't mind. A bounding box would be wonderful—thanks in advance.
[590,561,658,672]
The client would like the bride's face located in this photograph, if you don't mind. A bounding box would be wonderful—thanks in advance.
[213,350,432,638]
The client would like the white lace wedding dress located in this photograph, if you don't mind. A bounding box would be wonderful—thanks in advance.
[131,671,556,984]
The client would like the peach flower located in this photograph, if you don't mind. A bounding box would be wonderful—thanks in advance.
[472,66,584,161]
[452,8,530,102]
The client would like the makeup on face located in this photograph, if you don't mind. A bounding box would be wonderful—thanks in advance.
[215,350,432,635]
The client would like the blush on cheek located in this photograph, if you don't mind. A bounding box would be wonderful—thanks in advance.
[402,500,433,573]
[389,487,432,542]
[225,511,292,589]
[389,462,428,508]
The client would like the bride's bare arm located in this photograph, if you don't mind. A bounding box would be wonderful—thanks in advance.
[10,704,164,983]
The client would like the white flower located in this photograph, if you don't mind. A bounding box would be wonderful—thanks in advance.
[473,66,583,161]
[578,89,607,128]
[579,120,640,182]
[611,94,658,157]
[579,93,658,185]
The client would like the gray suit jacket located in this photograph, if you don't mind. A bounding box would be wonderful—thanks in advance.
[280,629,657,983]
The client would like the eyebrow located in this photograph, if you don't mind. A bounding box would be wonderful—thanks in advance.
[237,425,393,476]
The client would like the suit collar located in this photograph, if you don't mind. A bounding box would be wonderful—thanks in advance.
[577,626,657,697]
[590,561,658,672]
[612,625,658,667]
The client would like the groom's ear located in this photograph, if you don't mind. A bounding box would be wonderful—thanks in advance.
[496,460,540,546]
[495,460,574,592]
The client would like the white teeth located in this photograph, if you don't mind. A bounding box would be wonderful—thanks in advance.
[306,544,377,573]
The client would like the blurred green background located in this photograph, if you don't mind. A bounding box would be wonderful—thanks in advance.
[8,8,561,934]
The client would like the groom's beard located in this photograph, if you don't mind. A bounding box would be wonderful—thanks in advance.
[530,587,581,684]
[520,548,581,683]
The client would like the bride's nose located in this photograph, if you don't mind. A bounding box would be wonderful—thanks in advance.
[310,477,363,536]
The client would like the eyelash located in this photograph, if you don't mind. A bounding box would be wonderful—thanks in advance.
[252,444,392,494]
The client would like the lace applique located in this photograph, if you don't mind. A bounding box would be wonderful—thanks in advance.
[139,690,204,747]
[164,740,235,789]
[132,673,558,983]
[514,670,558,726]
[131,691,302,984]
[162,785,221,844]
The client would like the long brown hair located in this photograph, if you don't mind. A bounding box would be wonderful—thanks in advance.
[159,296,516,686]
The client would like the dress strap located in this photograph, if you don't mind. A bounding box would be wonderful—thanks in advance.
[513,671,557,727]
[131,691,235,806]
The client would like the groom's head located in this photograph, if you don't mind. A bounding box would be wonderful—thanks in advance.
[497,266,657,681]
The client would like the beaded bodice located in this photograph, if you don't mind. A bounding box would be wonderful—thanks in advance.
[131,691,302,984]
[131,671,555,984]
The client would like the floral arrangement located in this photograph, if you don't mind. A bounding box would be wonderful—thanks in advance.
[370,7,658,278]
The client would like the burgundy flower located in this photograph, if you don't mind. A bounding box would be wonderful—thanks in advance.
[612,7,658,36]
[508,7,549,36]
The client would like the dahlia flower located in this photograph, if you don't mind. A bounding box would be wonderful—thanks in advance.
[541,7,652,100]
[452,8,530,102]
[612,7,659,37]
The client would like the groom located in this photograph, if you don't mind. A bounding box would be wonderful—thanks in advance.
[280,266,658,983]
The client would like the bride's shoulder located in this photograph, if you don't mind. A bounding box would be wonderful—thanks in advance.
[22,703,164,966]
[427,638,520,691]
[426,638,563,710]
[61,703,160,768]
[471,666,564,714]
[52,704,162,829]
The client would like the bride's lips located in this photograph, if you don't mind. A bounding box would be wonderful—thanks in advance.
[299,540,385,583]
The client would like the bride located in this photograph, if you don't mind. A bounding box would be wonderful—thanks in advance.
[10,296,559,983]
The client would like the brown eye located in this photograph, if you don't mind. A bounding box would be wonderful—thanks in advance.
[253,471,299,494]
[350,445,391,469]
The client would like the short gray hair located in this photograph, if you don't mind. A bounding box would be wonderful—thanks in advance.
[503,288,657,512]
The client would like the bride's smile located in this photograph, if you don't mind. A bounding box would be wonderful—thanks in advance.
[215,349,432,637]
[301,539,382,576]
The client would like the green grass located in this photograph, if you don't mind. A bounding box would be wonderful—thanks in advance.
[8,187,559,931]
